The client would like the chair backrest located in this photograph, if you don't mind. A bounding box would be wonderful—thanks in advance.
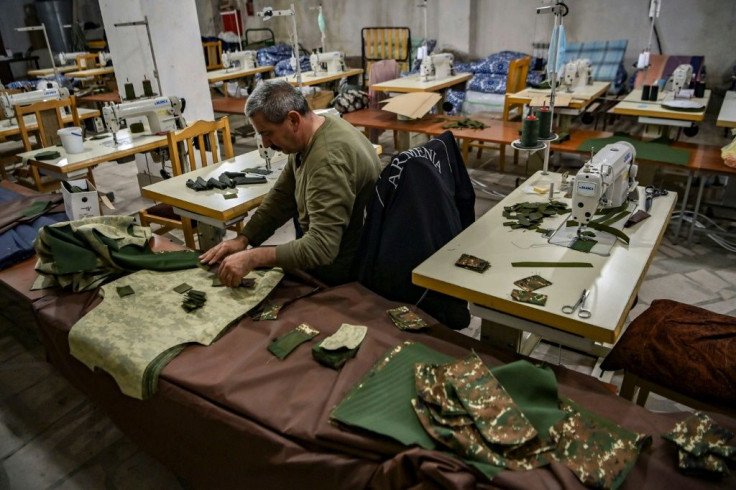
[76,53,99,70]
[15,96,81,151]
[362,27,411,80]
[506,56,531,95]
[167,117,233,176]
[368,59,400,109]
[203,41,223,70]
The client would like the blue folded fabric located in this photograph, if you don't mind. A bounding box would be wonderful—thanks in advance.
[0,212,68,270]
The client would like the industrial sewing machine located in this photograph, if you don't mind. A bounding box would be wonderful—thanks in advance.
[419,53,454,82]
[102,96,186,144]
[0,86,70,124]
[255,132,274,173]
[665,64,693,94]
[222,50,258,71]
[562,58,592,93]
[570,142,639,227]
[309,51,345,75]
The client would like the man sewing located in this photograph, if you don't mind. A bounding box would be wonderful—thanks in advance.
[199,80,381,287]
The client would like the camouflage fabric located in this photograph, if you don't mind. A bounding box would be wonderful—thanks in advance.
[414,362,470,417]
[33,215,200,292]
[268,323,320,360]
[387,306,428,331]
[311,324,367,370]
[455,253,491,273]
[511,288,548,306]
[69,267,284,399]
[513,275,552,291]
[663,412,735,476]
[254,303,282,320]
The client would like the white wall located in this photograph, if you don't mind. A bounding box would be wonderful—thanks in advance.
[98,0,213,122]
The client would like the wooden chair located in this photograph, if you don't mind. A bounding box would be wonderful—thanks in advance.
[76,53,99,70]
[139,117,234,249]
[203,41,224,71]
[467,56,531,172]
[361,27,411,83]
[15,96,83,192]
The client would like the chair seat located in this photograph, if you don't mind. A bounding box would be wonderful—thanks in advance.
[601,299,736,407]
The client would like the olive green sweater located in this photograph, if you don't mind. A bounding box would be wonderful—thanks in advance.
[241,114,381,285]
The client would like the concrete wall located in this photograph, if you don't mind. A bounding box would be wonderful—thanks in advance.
[194,0,734,90]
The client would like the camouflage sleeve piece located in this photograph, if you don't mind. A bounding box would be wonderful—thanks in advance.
[678,449,729,476]
[414,362,468,416]
[447,353,538,446]
[548,400,652,490]
[662,412,735,476]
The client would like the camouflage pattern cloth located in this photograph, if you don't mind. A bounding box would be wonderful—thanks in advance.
[387,306,428,331]
[663,412,735,476]
[69,267,284,399]
[455,253,491,273]
[513,274,552,291]
[511,288,548,306]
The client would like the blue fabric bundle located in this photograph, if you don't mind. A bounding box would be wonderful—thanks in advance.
[274,55,311,76]
[256,43,293,67]
[563,39,628,94]
[467,51,528,75]
[467,73,508,94]
[444,89,466,116]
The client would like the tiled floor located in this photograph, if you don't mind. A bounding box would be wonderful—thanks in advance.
[1,108,734,488]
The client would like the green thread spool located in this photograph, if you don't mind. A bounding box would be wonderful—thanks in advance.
[520,115,539,148]
[124,82,136,100]
[142,79,154,97]
[536,106,552,139]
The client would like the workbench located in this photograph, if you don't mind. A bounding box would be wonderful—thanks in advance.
[413,170,676,353]
[206,65,274,84]
[272,68,364,88]
[369,72,473,94]
[716,90,736,129]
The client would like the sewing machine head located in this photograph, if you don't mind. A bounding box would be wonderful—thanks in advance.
[665,64,693,94]
[419,53,454,82]
[563,58,592,92]
[0,86,70,122]
[309,51,345,75]
[570,142,638,225]
[255,132,275,171]
[102,96,186,137]
[222,50,258,71]
[56,51,89,66]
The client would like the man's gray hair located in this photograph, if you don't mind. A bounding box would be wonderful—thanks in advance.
[245,80,310,123]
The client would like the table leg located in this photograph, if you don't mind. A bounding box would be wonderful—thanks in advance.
[687,174,707,244]
[197,223,226,251]
[671,170,693,244]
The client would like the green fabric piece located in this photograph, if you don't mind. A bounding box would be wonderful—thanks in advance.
[571,238,597,253]
[22,200,53,217]
[223,192,238,200]
[585,221,630,244]
[33,150,61,160]
[116,285,135,297]
[512,262,594,267]
[255,303,282,320]
[173,283,193,294]
[90,133,111,140]
[268,323,320,360]
[312,343,360,370]
[511,289,548,306]
[599,210,631,226]
[514,275,552,291]
[577,133,690,166]
[387,306,428,331]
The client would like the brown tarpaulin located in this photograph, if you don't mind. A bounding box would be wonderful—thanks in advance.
[31,278,736,490]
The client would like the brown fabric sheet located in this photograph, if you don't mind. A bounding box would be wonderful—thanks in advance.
[601,299,736,406]
[32,280,736,490]
[0,192,64,234]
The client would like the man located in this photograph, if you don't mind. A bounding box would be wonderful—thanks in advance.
[200,80,381,287]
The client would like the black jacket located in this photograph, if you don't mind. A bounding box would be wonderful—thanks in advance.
[356,131,475,329]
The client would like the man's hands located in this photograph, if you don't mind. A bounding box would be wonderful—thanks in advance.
[199,236,278,288]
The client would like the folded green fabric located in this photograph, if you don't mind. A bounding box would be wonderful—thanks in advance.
[22,200,53,217]
[268,323,320,360]
[34,150,61,160]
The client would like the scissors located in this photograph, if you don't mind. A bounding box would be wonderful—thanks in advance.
[562,289,592,318]
[644,186,668,212]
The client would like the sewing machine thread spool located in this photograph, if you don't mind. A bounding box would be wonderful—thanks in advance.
[124,82,136,100]
[694,81,705,98]
[520,115,539,148]
[648,84,659,101]
[641,85,651,101]
[536,106,552,139]
[142,79,154,97]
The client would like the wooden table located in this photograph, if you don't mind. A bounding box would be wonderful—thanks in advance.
[369,73,473,93]
[67,67,115,78]
[717,90,736,128]
[0,107,101,141]
[26,65,79,78]
[211,96,246,115]
[273,68,364,87]
[412,170,676,352]
[206,65,274,84]
[17,128,168,182]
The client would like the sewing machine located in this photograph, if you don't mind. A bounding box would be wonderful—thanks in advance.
[102,96,186,144]
[419,53,454,82]
[255,133,274,172]
[222,50,258,71]
[309,51,345,75]
[0,86,70,123]
[56,51,90,66]
[562,58,592,93]
[570,142,638,226]
[665,64,693,94]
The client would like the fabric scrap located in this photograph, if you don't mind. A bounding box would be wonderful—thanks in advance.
[455,253,491,273]
[387,306,428,331]
[268,323,320,360]
[514,274,552,291]
[511,289,548,306]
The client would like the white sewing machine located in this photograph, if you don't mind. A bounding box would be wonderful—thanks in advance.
[255,133,275,172]
[102,96,186,143]
[309,51,345,75]
[570,142,638,226]
[665,64,693,94]
[0,86,70,124]
[562,58,592,93]
[222,50,258,71]
[56,51,90,66]
[98,51,111,67]
[419,53,454,82]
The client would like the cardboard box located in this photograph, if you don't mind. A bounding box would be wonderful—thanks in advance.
[380,92,442,119]
[61,179,100,220]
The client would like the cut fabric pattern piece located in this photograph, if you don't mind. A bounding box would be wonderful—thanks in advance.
[269,323,320,360]
[69,267,284,399]
[663,412,736,476]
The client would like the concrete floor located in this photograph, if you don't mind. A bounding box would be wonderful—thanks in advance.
[2,107,735,488]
